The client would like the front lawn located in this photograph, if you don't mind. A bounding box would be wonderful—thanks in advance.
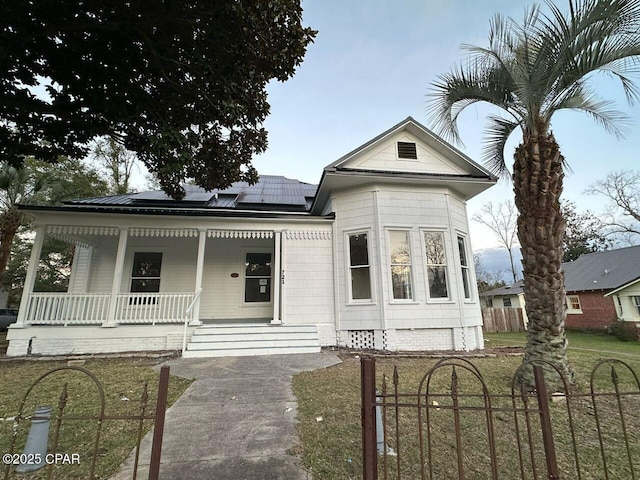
[294,338,640,479]
[0,358,192,480]
[485,330,640,357]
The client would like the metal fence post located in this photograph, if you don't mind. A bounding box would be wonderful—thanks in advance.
[361,356,377,480]
[148,365,170,480]
[533,365,559,480]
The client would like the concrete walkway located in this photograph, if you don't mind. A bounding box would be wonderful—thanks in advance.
[112,352,341,480]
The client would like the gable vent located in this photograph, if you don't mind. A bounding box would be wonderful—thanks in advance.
[397,141,417,159]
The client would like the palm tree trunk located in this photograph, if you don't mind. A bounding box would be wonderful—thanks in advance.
[0,206,22,286]
[513,124,574,388]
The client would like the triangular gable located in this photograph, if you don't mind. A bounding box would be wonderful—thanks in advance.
[326,116,495,178]
[345,130,467,175]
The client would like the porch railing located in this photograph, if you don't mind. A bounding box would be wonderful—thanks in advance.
[23,292,111,325]
[23,292,196,326]
[115,292,195,325]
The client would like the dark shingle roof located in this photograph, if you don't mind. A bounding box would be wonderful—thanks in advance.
[562,245,640,293]
[481,281,524,297]
[67,176,318,213]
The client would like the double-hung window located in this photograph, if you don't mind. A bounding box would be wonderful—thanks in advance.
[388,230,413,300]
[423,231,449,299]
[130,252,162,304]
[566,295,582,313]
[457,236,471,300]
[245,253,272,303]
[348,233,371,301]
[633,296,640,315]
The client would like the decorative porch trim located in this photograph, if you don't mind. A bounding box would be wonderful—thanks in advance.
[47,232,96,249]
[284,230,332,241]
[129,228,198,237]
[48,225,119,236]
[207,230,274,239]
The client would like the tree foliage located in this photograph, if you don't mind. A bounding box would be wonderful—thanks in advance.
[561,200,612,262]
[1,1,316,199]
[0,157,108,285]
[92,137,140,195]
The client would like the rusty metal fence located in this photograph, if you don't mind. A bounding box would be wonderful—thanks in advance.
[2,365,169,480]
[361,356,640,479]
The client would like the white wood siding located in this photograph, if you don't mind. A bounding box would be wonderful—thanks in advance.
[282,232,334,326]
[199,237,274,319]
[331,185,483,336]
[343,131,467,175]
[334,189,382,330]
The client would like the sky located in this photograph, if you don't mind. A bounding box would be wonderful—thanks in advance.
[237,0,640,255]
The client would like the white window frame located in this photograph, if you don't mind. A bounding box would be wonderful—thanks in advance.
[128,250,164,305]
[386,229,415,303]
[421,229,452,302]
[632,296,640,316]
[242,249,273,305]
[566,295,582,314]
[456,234,473,301]
[345,230,374,304]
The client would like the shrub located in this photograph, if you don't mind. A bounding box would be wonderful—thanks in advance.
[607,319,639,342]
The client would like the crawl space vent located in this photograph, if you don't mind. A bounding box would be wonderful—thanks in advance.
[348,330,375,349]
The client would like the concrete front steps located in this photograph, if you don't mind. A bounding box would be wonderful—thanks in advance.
[182,323,321,358]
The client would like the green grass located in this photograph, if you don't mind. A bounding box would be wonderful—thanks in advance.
[294,338,640,480]
[0,358,192,480]
[485,331,640,357]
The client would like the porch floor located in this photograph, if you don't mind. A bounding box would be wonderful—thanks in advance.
[199,318,271,325]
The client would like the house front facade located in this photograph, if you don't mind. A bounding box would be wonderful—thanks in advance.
[6,117,497,357]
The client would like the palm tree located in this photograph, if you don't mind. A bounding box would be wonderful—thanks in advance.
[428,0,640,385]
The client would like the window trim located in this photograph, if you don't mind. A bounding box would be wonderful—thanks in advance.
[421,228,453,303]
[456,234,473,302]
[632,296,640,316]
[566,295,583,314]
[242,249,274,305]
[502,297,513,308]
[386,229,415,303]
[128,251,164,305]
[345,230,374,304]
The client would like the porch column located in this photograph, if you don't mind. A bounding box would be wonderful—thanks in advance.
[14,226,46,328]
[271,230,282,324]
[104,227,128,327]
[190,229,206,326]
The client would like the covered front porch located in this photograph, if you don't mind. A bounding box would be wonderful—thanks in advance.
[14,225,285,329]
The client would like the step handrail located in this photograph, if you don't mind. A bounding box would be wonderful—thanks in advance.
[182,288,203,356]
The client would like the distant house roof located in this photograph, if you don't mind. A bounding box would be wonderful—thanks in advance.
[58,175,319,214]
[562,245,640,293]
[481,281,524,297]
[482,246,640,297]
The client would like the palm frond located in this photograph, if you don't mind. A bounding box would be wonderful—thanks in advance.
[554,84,631,137]
[481,115,520,180]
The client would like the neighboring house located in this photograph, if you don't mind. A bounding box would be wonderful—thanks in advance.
[480,281,528,328]
[6,117,497,357]
[482,245,640,331]
[563,245,640,329]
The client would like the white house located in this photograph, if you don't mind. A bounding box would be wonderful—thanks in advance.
[6,117,497,357]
